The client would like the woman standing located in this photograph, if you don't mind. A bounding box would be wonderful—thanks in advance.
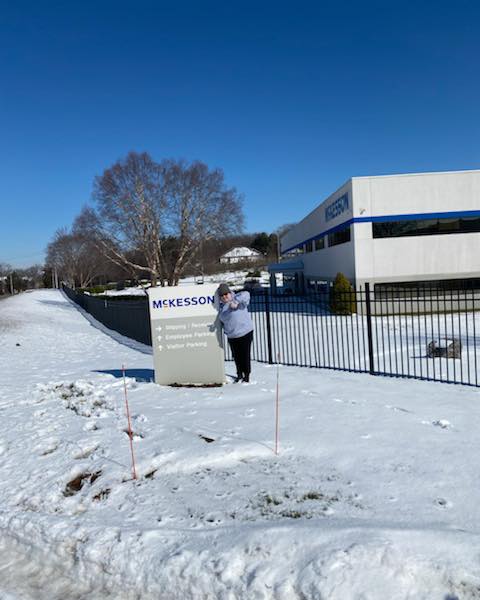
[217,283,254,383]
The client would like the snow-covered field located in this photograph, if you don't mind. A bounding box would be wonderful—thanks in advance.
[1,290,480,599]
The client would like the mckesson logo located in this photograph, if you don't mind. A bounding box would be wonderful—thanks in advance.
[325,193,349,222]
[152,296,215,310]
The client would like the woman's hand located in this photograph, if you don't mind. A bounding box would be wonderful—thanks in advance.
[229,300,239,309]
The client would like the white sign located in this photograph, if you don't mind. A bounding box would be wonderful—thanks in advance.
[147,284,225,385]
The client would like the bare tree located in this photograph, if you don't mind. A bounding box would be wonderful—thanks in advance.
[89,152,167,284]
[276,222,297,259]
[88,152,244,285]
[21,264,44,289]
[0,263,12,295]
[276,222,296,238]
[45,226,107,288]
[160,159,244,284]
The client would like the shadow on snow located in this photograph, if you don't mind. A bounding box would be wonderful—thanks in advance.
[93,368,155,383]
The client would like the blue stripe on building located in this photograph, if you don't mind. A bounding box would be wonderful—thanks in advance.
[282,210,480,254]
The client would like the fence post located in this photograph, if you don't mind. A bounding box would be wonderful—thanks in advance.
[264,290,274,365]
[365,282,375,375]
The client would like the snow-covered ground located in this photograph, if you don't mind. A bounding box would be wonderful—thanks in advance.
[97,287,149,297]
[99,270,276,297]
[1,290,480,599]
[245,307,480,386]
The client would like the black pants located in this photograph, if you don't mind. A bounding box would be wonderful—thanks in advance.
[228,330,253,379]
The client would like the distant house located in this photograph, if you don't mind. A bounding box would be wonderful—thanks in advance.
[219,247,263,265]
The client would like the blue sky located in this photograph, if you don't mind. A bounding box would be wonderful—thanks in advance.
[1,0,479,267]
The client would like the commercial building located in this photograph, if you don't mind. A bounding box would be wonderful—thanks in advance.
[270,169,480,294]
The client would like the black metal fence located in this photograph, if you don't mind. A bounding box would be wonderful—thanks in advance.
[63,285,152,345]
[64,284,480,388]
[242,285,480,387]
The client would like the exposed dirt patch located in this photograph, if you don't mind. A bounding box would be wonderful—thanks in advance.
[64,471,102,497]
[123,428,145,440]
[92,488,111,502]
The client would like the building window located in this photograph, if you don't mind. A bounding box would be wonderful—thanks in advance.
[372,216,480,239]
[282,246,304,259]
[328,226,351,247]
[314,238,325,251]
[374,277,480,298]
[305,240,313,253]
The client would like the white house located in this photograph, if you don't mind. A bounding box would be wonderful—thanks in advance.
[270,169,480,293]
[220,247,263,265]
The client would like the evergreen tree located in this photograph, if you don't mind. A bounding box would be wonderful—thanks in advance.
[330,272,357,314]
[251,232,270,254]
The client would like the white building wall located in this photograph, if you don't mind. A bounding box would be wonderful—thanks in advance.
[280,180,355,282]
[302,242,356,282]
[353,170,480,217]
[352,171,480,286]
[281,180,353,250]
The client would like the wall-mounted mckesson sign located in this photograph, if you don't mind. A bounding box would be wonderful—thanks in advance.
[325,193,349,222]
[147,284,225,385]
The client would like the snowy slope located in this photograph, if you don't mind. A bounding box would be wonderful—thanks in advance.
[0,290,480,599]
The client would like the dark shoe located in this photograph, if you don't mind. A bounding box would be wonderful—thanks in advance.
[242,374,250,383]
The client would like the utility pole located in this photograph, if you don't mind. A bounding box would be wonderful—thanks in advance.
[9,274,14,295]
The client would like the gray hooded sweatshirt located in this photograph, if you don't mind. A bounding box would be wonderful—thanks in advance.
[219,291,254,339]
